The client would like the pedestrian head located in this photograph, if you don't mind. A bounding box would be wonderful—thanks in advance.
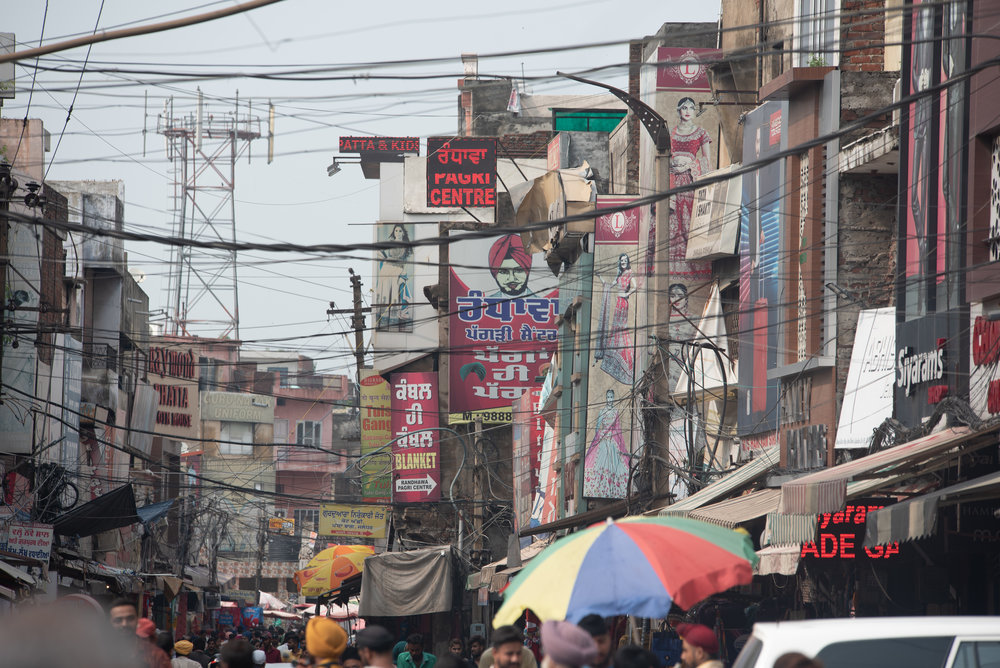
[613,646,660,668]
[577,615,611,668]
[253,649,268,668]
[357,624,395,667]
[109,597,140,635]
[677,624,718,668]
[491,626,524,668]
[176,640,196,657]
[222,638,255,668]
[469,636,486,660]
[773,654,823,668]
[342,647,363,668]
[540,620,597,668]
[156,631,175,656]
[136,618,158,642]
[306,617,348,667]
[449,638,464,656]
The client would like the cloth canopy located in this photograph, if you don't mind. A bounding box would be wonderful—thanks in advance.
[53,485,140,537]
[137,499,174,524]
[358,546,453,617]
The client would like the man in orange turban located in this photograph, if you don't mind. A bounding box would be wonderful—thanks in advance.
[488,235,532,298]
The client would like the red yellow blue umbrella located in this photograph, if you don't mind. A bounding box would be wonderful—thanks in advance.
[493,516,757,626]
[294,545,373,597]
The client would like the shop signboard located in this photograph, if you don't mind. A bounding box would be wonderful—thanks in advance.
[390,372,441,502]
[339,136,419,154]
[147,341,200,439]
[836,308,895,449]
[511,388,544,531]
[269,517,295,536]
[448,234,559,423]
[218,611,235,627]
[970,303,1000,419]
[800,499,900,561]
[426,137,497,208]
[201,391,274,423]
[655,47,715,92]
[241,606,263,628]
[359,370,392,502]
[894,310,963,427]
[685,166,742,261]
[0,522,53,564]
[318,503,389,538]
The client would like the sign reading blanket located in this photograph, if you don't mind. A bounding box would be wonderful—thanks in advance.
[390,372,441,502]
[426,137,497,208]
[449,234,559,424]
[358,546,454,616]
[318,503,389,538]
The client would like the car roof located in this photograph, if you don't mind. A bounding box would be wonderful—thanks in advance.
[753,616,1000,643]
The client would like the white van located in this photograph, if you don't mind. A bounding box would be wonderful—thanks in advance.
[732,617,1000,668]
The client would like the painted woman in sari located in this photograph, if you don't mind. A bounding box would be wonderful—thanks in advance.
[375,223,412,329]
[594,252,635,384]
[669,97,712,272]
[584,389,630,498]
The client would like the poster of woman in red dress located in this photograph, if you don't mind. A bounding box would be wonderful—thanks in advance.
[669,97,713,275]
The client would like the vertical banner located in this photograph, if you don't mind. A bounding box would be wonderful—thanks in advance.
[390,372,441,502]
[360,370,392,503]
[374,223,415,331]
[448,234,559,423]
[511,388,544,532]
[738,101,785,438]
[534,423,560,526]
[584,199,641,499]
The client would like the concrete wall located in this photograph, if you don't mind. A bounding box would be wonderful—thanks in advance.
[840,70,899,144]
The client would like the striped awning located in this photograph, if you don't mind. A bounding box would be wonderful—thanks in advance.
[779,427,997,515]
[864,470,1000,547]
[660,445,779,516]
[754,545,801,576]
[689,489,781,528]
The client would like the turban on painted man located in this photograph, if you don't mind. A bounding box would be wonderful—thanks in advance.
[488,235,531,279]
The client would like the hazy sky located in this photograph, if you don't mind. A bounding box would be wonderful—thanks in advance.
[4,0,720,374]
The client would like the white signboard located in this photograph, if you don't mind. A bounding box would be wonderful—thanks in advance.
[0,522,54,564]
[685,166,743,261]
[835,308,895,449]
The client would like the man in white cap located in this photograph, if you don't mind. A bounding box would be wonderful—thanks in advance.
[252,649,267,668]
[540,621,597,668]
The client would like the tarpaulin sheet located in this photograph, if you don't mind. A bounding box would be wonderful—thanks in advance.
[53,485,140,537]
[358,546,453,616]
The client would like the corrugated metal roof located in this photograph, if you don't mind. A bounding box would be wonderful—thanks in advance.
[659,445,779,516]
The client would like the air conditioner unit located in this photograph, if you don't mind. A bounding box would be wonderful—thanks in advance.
[204,592,221,609]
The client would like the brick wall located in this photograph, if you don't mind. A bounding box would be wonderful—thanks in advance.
[841,0,887,72]
[498,130,554,159]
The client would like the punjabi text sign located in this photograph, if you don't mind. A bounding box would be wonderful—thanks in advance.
[318,503,389,538]
[426,137,497,208]
[390,372,442,502]
[0,522,53,563]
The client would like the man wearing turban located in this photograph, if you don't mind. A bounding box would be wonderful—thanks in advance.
[488,234,532,298]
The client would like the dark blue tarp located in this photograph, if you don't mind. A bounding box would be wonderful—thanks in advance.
[137,498,174,524]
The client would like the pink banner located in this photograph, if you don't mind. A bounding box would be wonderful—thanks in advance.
[390,372,441,502]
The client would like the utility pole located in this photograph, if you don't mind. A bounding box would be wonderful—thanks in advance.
[254,513,266,592]
[0,161,15,400]
[327,268,370,382]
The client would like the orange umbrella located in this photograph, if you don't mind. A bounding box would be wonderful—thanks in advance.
[293,545,374,597]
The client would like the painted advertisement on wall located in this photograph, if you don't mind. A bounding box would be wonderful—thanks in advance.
[894,310,963,427]
[835,308,896,449]
[147,342,200,439]
[584,198,641,499]
[374,223,414,332]
[512,388,544,532]
[737,101,786,437]
[359,370,392,503]
[533,422,560,527]
[448,234,559,423]
[969,304,999,420]
[390,372,441,502]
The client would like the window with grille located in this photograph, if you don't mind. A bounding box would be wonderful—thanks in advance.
[794,0,840,67]
[219,422,253,455]
[296,421,322,447]
[293,509,319,535]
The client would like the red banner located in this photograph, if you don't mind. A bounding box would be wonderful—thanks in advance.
[390,372,441,502]
[512,388,544,531]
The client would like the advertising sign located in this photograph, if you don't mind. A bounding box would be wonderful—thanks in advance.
[971,304,1000,419]
[339,136,419,153]
[800,500,900,561]
[241,606,263,628]
[685,167,742,261]
[836,308,896,449]
[0,522,53,564]
[360,370,392,502]
[656,47,715,92]
[318,503,389,538]
[585,198,641,499]
[894,310,961,426]
[512,388,544,531]
[390,372,441,502]
[218,611,235,627]
[269,517,295,536]
[374,223,414,331]
[534,423,560,527]
[201,391,274,423]
[426,137,497,208]
[738,101,786,437]
[448,234,559,423]
[147,342,200,439]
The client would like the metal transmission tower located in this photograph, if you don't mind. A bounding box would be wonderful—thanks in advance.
[157,91,261,338]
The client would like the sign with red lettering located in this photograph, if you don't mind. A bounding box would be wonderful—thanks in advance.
[339,136,419,154]
[971,304,1000,418]
[512,388,544,531]
[0,521,53,564]
[426,137,497,208]
[147,341,199,439]
[448,234,559,424]
[390,372,441,503]
[800,500,900,561]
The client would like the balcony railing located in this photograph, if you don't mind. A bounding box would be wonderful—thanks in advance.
[83,343,117,374]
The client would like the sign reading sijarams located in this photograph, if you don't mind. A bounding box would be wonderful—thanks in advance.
[339,136,420,154]
[426,137,497,208]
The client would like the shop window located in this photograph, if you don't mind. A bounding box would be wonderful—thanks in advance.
[296,420,322,447]
[953,642,1000,668]
[219,422,253,455]
[293,508,319,535]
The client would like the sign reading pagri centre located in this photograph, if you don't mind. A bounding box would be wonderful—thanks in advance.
[426,137,497,208]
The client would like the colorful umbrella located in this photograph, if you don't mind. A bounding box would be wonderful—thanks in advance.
[493,516,758,626]
[293,545,374,597]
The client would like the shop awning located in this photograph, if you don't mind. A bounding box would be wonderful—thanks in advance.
[358,546,453,617]
[659,445,779,516]
[754,545,800,576]
[0,559,36,586]
[688,489,781,528]
[52,485,140,537]
[864,470,1000,547]
[470,537,553,592]
[779,427,997,516]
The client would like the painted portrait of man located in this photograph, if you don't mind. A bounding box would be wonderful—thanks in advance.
[488,234,532,298]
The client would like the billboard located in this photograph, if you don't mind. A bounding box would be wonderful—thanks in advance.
[360,370,392,502]
[374,223,414,331]
[318,503,389,538]
[448,234,559,423]
[339,136,419,153]
[512,388,544,532]
[426,137,497,208]
[390,372,441,502]
[737,101,786,437]
[835,308,895,449]
[584,199,641,499]
[146,343,200,439]
[656,47,715,92]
